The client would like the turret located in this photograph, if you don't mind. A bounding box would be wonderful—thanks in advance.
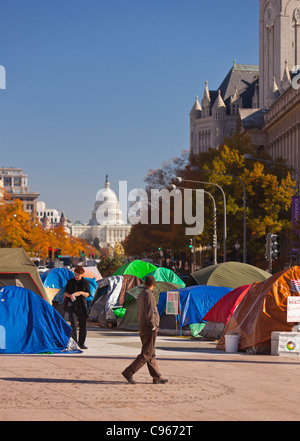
[212,90,226,119]
[201,81,211,118]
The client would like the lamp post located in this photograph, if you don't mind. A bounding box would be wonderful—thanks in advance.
[190,167,247,264]
[173,184,218,265]
[235,241,240,261]
[177,177,227,262]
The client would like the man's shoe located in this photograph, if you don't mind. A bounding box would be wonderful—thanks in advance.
[79,344,88,349]
[122,372,136,385]
[153,377,168,384]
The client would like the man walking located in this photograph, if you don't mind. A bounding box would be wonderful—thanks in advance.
[122,275,168,385]
[64,265,90,349]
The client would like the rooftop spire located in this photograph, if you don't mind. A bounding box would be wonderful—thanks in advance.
[202,81,211,103]
[212,90,226,110]
[105,174,110,189]
[190,95,202,117]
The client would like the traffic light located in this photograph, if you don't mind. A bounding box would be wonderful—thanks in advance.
[57,249,61,259]
[270,234,280,260]
[189,239,193,249]
[54,248,58,259]
[48,247,52,259]
[265,233,280,261]
[81,250,85,257]
[158,247,161,251]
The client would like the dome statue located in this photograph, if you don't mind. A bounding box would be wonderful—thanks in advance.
[90,175,124,225]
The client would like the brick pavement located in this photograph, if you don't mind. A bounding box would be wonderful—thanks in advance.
[0,328,300,422]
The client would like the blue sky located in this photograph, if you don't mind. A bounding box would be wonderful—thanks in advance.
[0,0,259,222]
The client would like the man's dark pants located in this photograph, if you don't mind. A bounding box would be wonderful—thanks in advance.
[123,328,160,379]
[67,307,87,347]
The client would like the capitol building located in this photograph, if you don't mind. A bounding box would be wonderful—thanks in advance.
[71,176,131,249]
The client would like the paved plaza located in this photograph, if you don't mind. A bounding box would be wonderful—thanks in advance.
[1,327,300,422]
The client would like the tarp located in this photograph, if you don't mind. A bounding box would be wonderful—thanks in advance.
[203,285,252,324]
[0,286,76,354]
[157,285,232,329]
[217,266,300,353]
[187,262,271,289]
[113,260,157,279]
[144,267,185,287]
[199,285,252,340]
[89,274,143,325]
[0,248,51,303]
[118,281,183,331]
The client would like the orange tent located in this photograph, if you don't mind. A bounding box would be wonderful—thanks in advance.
[217,266,300,353]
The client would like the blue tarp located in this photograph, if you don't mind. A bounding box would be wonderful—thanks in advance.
[157,285,232,328]
[42,268,97,306]
[41,268,74,287]
[0,286,74,354]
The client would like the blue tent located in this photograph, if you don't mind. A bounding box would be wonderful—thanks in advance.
[42,268,97,306]
[41,268,74,288]
[157,285,232,328]
[0,286,75,354]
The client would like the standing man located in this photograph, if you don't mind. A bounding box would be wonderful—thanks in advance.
[122,275,168,385]
[64,265,90,349]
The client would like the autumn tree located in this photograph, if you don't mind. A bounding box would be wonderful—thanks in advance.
[188,134,296,265]
[0,197,98,260]
[124,134,296,267]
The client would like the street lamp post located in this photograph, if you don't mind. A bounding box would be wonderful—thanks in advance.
[190,167,247,264]
[173,184,218,265]
[177,177,227,262]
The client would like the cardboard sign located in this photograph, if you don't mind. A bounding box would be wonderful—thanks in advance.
[287,296,300,322]
[166,291,180,315]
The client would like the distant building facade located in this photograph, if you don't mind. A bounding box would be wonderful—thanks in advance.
[190,63,259,154]
[191,0,300,186]
[36,201,61,225]
[36,201,71,233]
[0,167,39,215]
[238,0,300,180]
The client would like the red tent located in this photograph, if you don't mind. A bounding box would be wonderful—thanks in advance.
[203,285,251,324]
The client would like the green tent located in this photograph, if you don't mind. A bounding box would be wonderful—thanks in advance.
[187,262,271,289]
[0,248,51,303]
[118,281,181,331]
[113,260,157,279]
[144,267,185,287]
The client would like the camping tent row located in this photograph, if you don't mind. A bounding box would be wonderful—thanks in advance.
[88,260,278,338]
[0,251,290,354]
[168,264,300,353]
[88,264,186,328]
[216,266,300,353]
[0,249,100,354]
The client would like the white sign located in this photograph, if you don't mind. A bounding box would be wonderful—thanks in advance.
[287,296,300,322]
[166,291,180,315]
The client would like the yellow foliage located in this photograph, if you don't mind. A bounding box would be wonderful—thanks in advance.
[0,198,98,259]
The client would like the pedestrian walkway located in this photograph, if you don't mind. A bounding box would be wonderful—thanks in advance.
[1,328,300,421]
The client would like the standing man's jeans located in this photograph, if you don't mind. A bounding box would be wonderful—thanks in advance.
[67,307,87,347]
[123,328,161,380]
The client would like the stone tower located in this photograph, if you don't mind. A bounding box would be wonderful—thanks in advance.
[259,0,300,108]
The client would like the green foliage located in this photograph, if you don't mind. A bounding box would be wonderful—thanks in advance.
[97,256,126,278]
[124,134,296,264]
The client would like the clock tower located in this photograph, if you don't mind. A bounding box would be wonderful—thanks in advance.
[259,0,300,108]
